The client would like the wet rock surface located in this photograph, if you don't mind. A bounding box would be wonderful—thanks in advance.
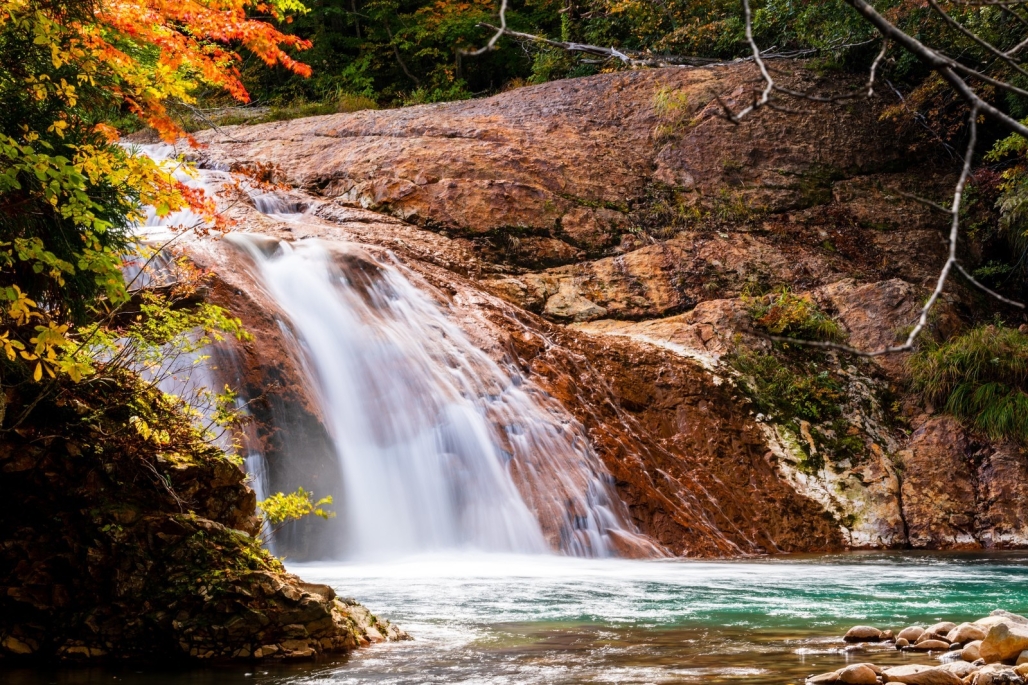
[184,58,1028,555]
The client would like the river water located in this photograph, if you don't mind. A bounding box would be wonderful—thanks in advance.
[10,551,1028,685]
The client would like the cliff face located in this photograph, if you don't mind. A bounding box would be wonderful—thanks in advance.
[188,60,1028,554]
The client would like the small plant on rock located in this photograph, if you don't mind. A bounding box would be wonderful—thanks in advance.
[747,287,845,342]
[258,487,336,545]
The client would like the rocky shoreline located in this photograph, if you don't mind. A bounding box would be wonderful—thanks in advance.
[0,374,407,665]
[808,610,1028,684]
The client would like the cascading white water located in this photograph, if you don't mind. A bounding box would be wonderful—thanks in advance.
[127,144,654,559]
[229,235,645,559]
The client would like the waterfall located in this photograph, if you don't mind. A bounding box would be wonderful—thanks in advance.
[127,144,656,559]
[229,235,646,559]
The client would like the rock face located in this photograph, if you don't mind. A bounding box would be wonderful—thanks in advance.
[0,374,404,663]
[185,59,1028,554]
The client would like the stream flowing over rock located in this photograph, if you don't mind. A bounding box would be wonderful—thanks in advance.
[7,58,1028,666]
[175,59,1028,558]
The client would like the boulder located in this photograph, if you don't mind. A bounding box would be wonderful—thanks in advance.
[928,623,959,638]
[991,612,1028,626]
[808,671,842,684]
[950,624,989,645]
[839,664,880,685]
[912,640,954,651]
[980,623,1028,663]
[845,626,885,643]
[919,631,952,645]
[900,627,927,642]
[963,641,983,662]
[882,664,963,684]
[969,664,1023,685]
[939,661,978,678]
[1017,651,1028,666]
[897,638,910,648]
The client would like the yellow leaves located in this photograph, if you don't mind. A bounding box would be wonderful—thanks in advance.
[258,488,335,527]
[0,282,93,382]
[47,118,68,138]
[4,285,40,325]
[0,331,25,361]
[129,416,171,445]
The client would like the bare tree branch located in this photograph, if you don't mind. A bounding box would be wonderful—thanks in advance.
[474,22,724,66]
[868,38,889,97]
[462,0,509,56]
[927,0,1028,81]
[955,261,1027,308]
[843,0,1028,139]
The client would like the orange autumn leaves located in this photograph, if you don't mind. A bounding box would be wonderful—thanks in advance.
[0,0,312,384]
[27,0,314,140]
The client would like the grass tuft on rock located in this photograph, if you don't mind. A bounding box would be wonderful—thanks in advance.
[910,324,1028,444]
[747,286,845,342]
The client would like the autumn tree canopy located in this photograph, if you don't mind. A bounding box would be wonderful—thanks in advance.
[0,0,310,385]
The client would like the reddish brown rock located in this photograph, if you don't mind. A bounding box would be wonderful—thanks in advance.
[561,206,628,251]
[898,417,981,549]
[172,60,1028,556]
[975,443,1028,548]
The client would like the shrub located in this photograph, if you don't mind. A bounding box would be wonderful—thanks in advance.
[747,287,845,342]
[910,324,1028,444]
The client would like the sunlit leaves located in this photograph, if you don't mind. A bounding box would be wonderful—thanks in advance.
[258,487,335,527]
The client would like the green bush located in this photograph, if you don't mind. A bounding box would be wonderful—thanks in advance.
[910,324,1028,444]
[747,287,845,342]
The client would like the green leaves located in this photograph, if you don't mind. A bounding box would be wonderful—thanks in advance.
[911,324,1028,444]
[257,487,336,539]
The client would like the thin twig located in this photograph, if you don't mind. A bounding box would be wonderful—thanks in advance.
[462,0,509,56]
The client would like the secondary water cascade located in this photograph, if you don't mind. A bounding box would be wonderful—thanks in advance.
[230,234,644,559]
[131,144,652,559]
